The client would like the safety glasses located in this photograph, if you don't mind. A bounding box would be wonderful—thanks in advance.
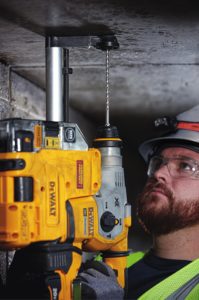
[147,155,199,179]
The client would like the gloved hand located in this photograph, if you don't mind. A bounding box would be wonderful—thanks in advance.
[78,260,124,300]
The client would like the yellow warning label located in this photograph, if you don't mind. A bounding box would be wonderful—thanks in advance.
[34,125,42,148]
[45,137,60,149]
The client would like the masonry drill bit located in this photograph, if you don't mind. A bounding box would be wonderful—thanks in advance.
[105,49,110,127]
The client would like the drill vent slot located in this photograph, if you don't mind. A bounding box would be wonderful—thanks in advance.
[115,172,124,187]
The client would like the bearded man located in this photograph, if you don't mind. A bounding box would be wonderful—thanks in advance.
[79,105,199,299]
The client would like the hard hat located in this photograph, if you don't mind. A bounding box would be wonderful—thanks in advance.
[139,105,199,163]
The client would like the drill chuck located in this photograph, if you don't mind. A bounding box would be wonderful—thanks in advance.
[93,125,122,148]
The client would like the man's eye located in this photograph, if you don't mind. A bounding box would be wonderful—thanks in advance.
[179,161,195,172]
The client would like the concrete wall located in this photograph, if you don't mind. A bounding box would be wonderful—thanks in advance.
[0,61,96,284]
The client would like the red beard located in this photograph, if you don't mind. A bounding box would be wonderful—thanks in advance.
[137,178,199,235]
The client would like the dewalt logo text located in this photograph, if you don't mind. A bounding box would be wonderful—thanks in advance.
[49,181,56,216]
[88,207,94,236]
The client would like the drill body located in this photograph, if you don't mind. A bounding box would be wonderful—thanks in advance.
[0,119,131,299]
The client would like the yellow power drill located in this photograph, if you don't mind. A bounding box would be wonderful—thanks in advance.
[0,118,131,299]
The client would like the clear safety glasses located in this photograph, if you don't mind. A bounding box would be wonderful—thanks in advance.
[147,155,199,179]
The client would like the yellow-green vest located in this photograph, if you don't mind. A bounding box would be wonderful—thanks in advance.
[128,252,199,299]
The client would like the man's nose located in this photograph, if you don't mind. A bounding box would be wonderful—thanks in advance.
[153,163,170,182]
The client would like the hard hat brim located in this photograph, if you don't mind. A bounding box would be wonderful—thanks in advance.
[139,129,199,163]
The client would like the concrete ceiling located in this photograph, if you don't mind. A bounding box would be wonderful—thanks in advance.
[1,1,199,171]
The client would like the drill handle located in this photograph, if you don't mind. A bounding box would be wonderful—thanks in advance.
[104,253,129,289]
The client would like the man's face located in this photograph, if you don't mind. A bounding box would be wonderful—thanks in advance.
[137,147,199,235]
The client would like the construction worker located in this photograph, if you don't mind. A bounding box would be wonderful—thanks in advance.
[79,104,199,299]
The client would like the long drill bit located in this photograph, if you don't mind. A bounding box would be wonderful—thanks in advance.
[105,49,110,127]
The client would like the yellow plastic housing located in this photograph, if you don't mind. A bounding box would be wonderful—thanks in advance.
[0,148,101,249]
[0,146,131,297]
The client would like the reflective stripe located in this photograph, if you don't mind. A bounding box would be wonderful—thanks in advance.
[166,274,199,300]
[139,258,199,299]
[186,283,199,299]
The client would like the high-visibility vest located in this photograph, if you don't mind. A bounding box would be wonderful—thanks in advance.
[128,252,199,299]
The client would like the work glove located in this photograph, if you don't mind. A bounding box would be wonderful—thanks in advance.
[78,260,124,300]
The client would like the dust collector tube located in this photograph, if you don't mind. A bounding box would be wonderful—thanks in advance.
[46,46,64,122]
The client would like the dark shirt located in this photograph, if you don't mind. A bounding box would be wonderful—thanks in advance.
[126,250,191,299]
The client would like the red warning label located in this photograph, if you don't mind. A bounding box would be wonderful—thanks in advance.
[77,160,83,189]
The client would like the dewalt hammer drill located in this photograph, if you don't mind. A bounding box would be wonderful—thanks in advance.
[0,36,131,300]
